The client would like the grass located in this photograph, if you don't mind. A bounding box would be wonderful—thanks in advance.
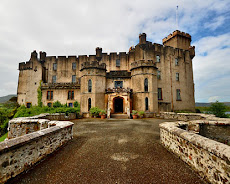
[0,132,8,142]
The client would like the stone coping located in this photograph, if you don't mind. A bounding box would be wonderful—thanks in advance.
[159,121,230,163]
[0,120,73,154]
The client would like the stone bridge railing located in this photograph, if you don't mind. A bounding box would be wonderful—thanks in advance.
[0,115,74,183]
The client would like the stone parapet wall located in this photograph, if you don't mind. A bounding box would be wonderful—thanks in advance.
[8,113,77,139]
[0,119,73,183]
[160,121,230,184]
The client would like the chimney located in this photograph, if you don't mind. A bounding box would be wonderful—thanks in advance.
[139,33,147,44]
[96,47,102,61]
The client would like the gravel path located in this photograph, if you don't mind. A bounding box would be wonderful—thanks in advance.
[7,118,205,184]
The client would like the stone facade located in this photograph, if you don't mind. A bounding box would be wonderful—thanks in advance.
[0,117,73,183]
[17,30,195,116]
[160,120,230,184]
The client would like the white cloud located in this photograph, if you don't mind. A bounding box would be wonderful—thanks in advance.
[0,0,229,100]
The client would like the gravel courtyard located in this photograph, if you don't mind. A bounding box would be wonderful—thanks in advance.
[8,118,205,184]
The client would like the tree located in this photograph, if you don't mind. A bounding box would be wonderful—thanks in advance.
[209,101,227,118]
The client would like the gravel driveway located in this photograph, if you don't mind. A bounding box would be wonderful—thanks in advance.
[7,118,205,184]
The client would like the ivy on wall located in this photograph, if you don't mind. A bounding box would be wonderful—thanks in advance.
[37,81,43,107]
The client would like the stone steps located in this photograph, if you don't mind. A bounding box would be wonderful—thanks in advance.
[110,114,129,119]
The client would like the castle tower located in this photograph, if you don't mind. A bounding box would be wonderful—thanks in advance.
[162,30,192,50]
[80,60,106,117]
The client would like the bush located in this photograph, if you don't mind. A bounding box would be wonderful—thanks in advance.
[209,101,228,118]
[195,108,201,113]
[90,107,101,117]
[53,101,63,108]
[74,101,79,108]
[100,110,106,115]
[138,111,145,116]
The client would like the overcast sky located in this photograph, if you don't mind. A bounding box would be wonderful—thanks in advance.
[0,0,230,102]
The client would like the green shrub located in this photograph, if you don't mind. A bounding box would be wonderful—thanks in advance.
[53,101,63,108]
[138,111,145,116]
[195,108,201,113]
[100,110,106,115]
[209,101,228,118]
[90,107,101,117]
[74,101,79,108]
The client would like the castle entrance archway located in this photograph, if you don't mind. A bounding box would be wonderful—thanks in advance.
[113,96,124,113]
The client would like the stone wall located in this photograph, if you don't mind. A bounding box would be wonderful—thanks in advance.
[160,121,230,184]
[8,113,76,139]
[0,118,73,183]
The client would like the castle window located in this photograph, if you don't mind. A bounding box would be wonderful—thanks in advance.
[88,98,91,111]
[145,97,149,111]
[26,102,32,108]
[88,79,92,93]
[176,73,179,81]
[157,71,161,79]
[116,59,120,67]
[72,75,76,83]
[158,88,163,100]
[144,78,148,92]
[176,89,181,101]
[175,58,179,66]
[52,75,57,83]
[72,62,76,70]
[115,81,123,88]
[53,63,57,71]
[47,91,53,100]
[156,55,160,63]
[47,103,52,107]
[68,91,74,100]
[68,103,73,107]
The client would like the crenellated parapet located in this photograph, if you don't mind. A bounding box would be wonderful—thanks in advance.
[189,46,195,59]
[19,61,33,70]
[163,30,191,43]
[106,87,133,93]
[130,60,157,71]
[80,61,106,71]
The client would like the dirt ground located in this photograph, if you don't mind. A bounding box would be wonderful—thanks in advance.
[7,118,205,184]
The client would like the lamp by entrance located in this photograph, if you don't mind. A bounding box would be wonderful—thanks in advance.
[113,97,124,113]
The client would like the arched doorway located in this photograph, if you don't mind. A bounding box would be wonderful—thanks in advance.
[113,96,124,113]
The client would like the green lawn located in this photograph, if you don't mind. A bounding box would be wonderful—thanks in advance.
[0,132,8,142]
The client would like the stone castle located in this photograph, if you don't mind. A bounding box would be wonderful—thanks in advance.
[17,30,195,117]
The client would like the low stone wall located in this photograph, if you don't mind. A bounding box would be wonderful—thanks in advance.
[159,112,216,121]
[160,120,230,184]
[8,113,76,139]
[0,118,74,183]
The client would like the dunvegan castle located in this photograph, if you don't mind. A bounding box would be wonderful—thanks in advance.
[17,30,195,117]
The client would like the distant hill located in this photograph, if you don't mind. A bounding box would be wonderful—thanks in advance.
[0,95,17,103]
[196,102,230,107]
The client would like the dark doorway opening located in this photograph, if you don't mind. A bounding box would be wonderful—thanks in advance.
[114,97,123,113]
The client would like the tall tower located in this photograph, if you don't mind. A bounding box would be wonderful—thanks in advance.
[80,60,106,117]
[130,33,158,114]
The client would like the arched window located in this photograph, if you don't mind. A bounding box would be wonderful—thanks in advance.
[144,78,148,92]
[88,98,91,111]
[145,97,149,111]
[88,79,92,93]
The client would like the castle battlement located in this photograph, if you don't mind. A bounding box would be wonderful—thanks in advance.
[162,30,191,44]
[19,61,33,70]
[80,61,106,71]
[130,60,156,70]
[41,82,80,90]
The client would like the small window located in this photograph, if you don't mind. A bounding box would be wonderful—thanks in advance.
[158,88,162,100]
[176,89,181,101]
[47,103,52,107]
[53,63,57,71]
[69,103,73,107]
[72,75,76,83]
[88,98,91,111]
[52,75,57,83]
[115,81,123,88]
[176,73,179,81]
[47,91,53,100]
[175,58,179,66]
[88,79,92,92]
[68,91,74,100]
[72,62,76,70]
[144,78,148,92]
[145,97,149,111]
[156,55,160,63]
[157,71,161,79]
[116,59,120,67]
[26,102,32,108]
